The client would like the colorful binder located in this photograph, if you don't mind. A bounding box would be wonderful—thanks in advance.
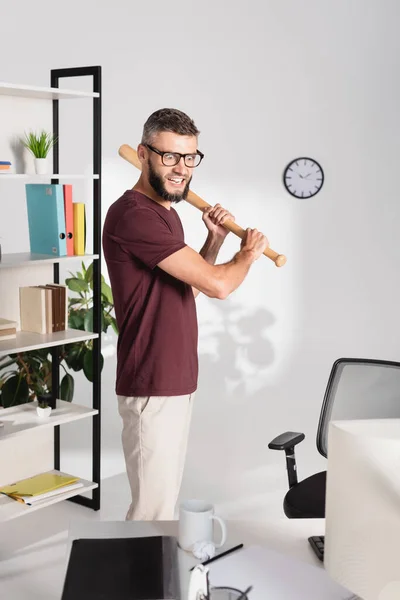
[25,184,67,256]
[63,184,74,256]
[73,202,86,255]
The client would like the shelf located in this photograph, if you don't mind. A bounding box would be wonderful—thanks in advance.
[0,470,98,522]
[0,399,98,441]
[0,174,99,180]
[0,82,99,100]
[0,253,99,269]
[0,329,98,357]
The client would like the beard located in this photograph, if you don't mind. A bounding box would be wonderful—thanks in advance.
[147,159,191,203]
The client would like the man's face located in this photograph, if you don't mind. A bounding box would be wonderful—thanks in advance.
[144,132,198,203]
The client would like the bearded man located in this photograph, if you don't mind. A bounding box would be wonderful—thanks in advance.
[102,108,268,520]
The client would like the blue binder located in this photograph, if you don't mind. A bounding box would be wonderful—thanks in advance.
[25,184,67,256]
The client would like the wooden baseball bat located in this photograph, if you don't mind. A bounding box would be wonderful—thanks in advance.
[118,144,287,267]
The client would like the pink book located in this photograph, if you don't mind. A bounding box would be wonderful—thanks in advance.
[63,184,74,256]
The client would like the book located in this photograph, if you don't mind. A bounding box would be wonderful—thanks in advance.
[35,286,53,333]
[73,202,86,255]
[63,184,74,256]
[0,472,80,499]
[0,161,12,174]
[13,481,84,505]
[25,184,67,256]
[45,283,67,331]
[19,286,47,334]
[61,536,180,600]
[0,317,17,340]
[25,284,66,333]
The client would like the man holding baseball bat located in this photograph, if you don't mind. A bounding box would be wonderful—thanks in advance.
[102,108,269,521]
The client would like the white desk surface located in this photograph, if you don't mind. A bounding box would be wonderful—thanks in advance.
[65,518,325,598]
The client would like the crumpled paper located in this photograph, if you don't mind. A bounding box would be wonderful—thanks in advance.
[192,540,216,561]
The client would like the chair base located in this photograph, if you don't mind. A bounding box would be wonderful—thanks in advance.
[308,535,325,561]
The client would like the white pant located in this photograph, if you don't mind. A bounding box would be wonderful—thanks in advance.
[117,393,195,521]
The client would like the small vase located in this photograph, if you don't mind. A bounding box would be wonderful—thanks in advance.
[34,158,48,175]
[36,405,52,418]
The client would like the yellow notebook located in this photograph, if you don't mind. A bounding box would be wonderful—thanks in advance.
[0,472,79,498]
[73,202,86,255]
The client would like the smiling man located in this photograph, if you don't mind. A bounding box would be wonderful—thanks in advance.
[102,108,268,521]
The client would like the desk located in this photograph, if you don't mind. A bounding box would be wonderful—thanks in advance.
[65,518,325,598]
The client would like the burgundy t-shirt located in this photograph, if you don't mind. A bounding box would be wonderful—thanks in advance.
[102,190,198,397]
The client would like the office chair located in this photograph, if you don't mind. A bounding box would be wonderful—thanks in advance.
[268,357,400,561]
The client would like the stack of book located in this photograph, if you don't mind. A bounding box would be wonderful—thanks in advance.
[0,472,84,505]
[0,317,17,341]
[25,183,86,257]
[19,283,67,334]
[0,160,12,173]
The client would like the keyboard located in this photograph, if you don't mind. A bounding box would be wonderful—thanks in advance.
[308,535,324,561]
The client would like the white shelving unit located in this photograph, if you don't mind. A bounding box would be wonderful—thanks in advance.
[0,174,99,179]
[0,329,98,358]
[0,81,99,100]
[0,252,99,269]
[0,68,102,520]
[0,399,98,441]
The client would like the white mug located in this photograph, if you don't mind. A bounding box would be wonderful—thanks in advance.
[178,499,227,551]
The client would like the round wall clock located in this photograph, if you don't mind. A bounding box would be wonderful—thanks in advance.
[283,157,324,199]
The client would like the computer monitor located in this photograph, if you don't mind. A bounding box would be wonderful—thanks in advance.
[324,418,400,600]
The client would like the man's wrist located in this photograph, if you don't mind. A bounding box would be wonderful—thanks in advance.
[207,231,226,246]
[236,248,256,265]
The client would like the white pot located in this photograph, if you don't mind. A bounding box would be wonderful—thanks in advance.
[36,405,52,418]
[34,158,48,175]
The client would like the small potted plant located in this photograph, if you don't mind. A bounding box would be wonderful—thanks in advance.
[34,376,54,418]
[37,395,52,418]
[21,130,57,175]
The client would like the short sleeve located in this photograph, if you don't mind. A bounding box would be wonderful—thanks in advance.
[112,207,186,269]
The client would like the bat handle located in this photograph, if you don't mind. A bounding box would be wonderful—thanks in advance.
[186,191,287,267]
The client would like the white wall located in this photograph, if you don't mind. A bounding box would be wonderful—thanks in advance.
[2,0,400,519]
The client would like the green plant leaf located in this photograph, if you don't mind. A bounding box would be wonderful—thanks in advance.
[85,262,94,283]
[68,298,82,306]
[101,281,113,304]
[103,314,112,333]
[21,130,57,159]
[84,308,94,332]
[83,349,104,382]
[63,343,85,372]
[66,278,89,294]
[69,310,85,330]
[60,373,74,402]
[83,349,94,381]
[1,375,30,408]
[0,356,18,370]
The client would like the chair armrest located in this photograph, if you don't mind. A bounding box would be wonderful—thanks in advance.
[268,431,305,489]
[268,431,305,451]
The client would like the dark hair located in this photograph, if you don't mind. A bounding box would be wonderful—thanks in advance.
[141,108,200,144]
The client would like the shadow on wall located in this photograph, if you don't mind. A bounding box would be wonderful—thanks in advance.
[183,298,281,505]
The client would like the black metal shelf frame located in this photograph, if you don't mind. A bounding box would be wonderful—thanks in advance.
[50,66,102,511]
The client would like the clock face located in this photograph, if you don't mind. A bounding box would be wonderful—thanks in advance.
[283,157,324,199]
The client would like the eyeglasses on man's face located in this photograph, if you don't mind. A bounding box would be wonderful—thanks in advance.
[145,144,204,168]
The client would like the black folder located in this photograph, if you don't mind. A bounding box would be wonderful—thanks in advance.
[61,535,181,600]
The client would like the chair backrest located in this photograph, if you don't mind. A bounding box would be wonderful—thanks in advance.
[317,357,400,458]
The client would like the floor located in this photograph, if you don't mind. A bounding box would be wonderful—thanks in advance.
[0,449,287,600]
